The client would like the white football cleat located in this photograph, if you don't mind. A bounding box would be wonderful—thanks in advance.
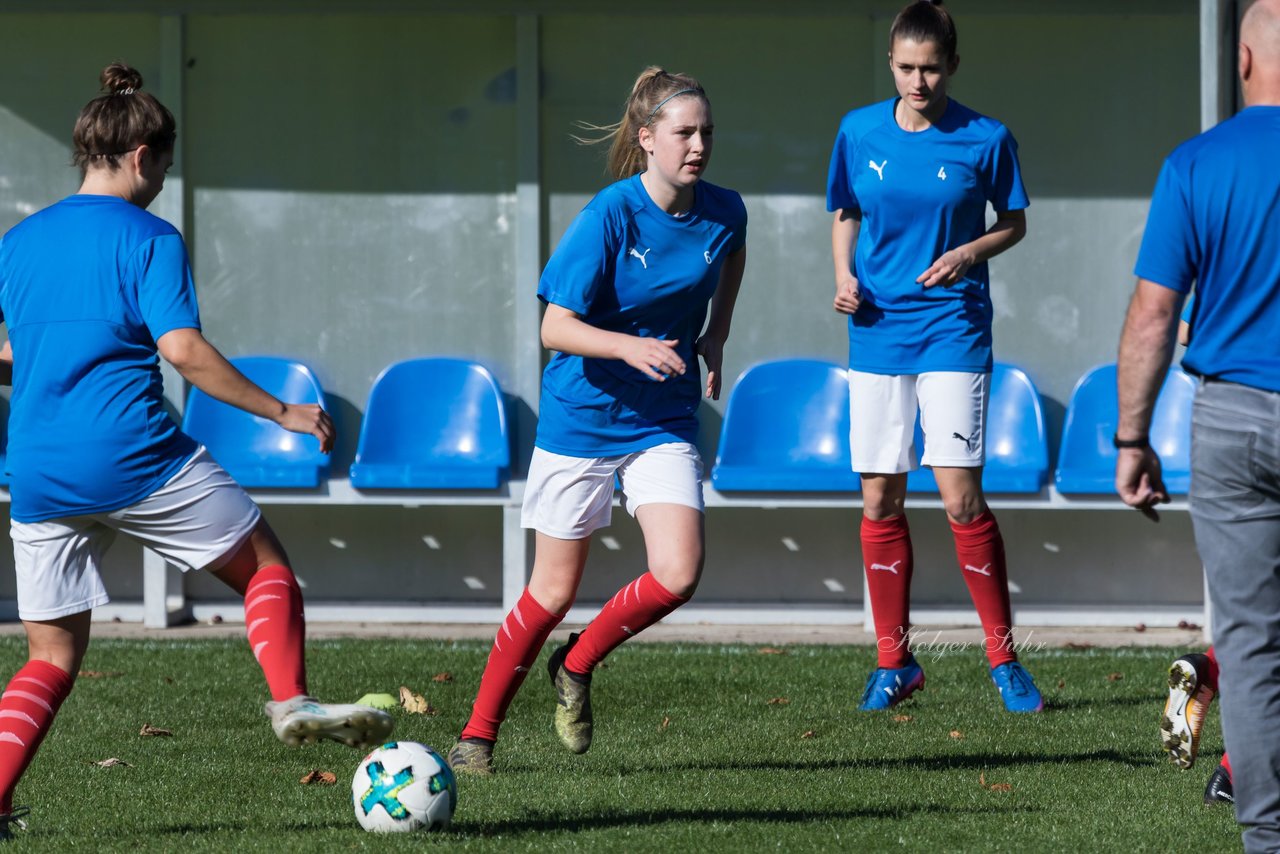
[265,695,394,749]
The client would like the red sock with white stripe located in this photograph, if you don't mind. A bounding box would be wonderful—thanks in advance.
[460,588,564,743]
[0,660,74,813]
[564,572,689,675]
[244,564,307,702]
[1201,647,1230,776]
[950,510,1016,668]
[862,515,914,669]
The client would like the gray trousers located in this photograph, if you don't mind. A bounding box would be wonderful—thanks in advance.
[1192,378,1280,854]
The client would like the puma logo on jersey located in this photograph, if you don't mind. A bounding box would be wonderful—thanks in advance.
[964,563,993,577]
[629,247,652,268]
[870,560,901,575]
[952,429,980,453]
[937,166,947,180]
[869,159,887,180]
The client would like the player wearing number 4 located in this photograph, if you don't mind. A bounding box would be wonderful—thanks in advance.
[827,0,1042,713]
[0,64,393,839]
[449,67,747,775]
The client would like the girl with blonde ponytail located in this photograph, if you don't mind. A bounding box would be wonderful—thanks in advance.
[450,66,747,776]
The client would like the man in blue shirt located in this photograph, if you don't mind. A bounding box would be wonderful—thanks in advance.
[1117,1,1280,848]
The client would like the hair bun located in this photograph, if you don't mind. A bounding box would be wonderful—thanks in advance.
[100,62,144,95]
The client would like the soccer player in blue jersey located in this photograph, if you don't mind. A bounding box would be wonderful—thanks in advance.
[0,63,392,839]
[1118,0,1280,844]
[449,66,747,775]
[826,0,1043,713]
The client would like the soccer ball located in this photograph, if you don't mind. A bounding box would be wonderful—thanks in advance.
[351,741,457,832]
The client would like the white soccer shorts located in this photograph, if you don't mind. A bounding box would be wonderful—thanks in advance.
[10,446,261,621]
[848,370,990,473]
[521,442,705,540]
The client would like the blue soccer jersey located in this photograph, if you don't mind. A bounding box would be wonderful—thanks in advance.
[0,195,200,522]
[826,98,1028,374]
[1134,106,1280,394]
[536,174,747,457]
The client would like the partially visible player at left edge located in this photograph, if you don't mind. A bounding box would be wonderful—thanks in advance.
[0,63,393,839]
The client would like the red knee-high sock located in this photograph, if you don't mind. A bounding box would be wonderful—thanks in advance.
[951,510,1016,668]
[1204,646,1228,773]
[244,564,307,702]
[0,660,74,812]
[862,515,914,668]
[1204,646,1220,693]
[460,588,564,743]
[565,572,689,674]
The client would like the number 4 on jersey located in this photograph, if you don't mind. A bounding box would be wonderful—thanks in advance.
[937,166,947,181]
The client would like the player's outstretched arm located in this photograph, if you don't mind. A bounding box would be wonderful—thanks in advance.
[156,327,334,453]
[541,303,685,383]
[697,246,747,400]
[0,340,11,385]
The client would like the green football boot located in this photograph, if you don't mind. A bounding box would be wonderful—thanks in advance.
[447,738,494,776]
[548,632,593,754]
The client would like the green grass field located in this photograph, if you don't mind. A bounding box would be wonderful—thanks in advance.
[0,636,1241,851]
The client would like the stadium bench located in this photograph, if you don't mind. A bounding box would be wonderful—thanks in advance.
[1055,363,1194,495]
[349,357,510,490]
[182,356,332,489]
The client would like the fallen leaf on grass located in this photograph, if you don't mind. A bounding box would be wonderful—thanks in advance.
[892,714,913,723]
[979,772,1013,792]
[766,697,790,705]
[78,670,124,679]
[1106,672,1124,682]
[93,758,130,768]
[399,686,436,715]
[800,730,816,739]
[1064,642,1094,650]
[431,673,453,683]
[658,716,670,731]
[949,730,965,740]
[757,647,788,655]
[1178,620,1201,631]
[139,724,172,737]
[1056,679,1066,690]
[299,770,337,786]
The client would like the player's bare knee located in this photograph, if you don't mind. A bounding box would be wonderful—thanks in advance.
[249,519,291,569]
[649,554,703,599]
[943,498,983,525]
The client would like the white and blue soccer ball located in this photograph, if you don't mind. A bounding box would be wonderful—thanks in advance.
[352,741,457,833]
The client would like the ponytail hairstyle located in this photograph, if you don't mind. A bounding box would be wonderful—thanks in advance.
[575,66,707,180]
[72,63,176,176]
[889,0,959,62]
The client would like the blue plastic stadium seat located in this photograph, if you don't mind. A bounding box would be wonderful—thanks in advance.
[182,356,331,488]
[712,359,860,492]
[907,363,1050,493]
[350,358,509,490]
[1055,363,1195,495]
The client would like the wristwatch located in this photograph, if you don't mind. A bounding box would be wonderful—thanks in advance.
[1112,434,1151,450]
